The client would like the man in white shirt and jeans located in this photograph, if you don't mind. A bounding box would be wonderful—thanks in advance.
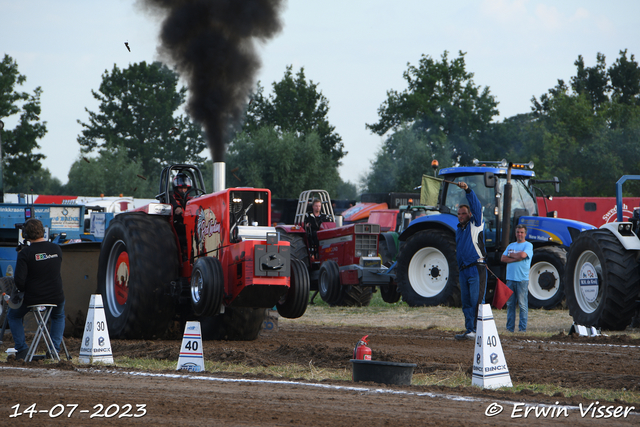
[501,224,533,332]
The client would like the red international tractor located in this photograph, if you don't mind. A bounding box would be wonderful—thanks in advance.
[276,190,395,306]
[97,164,309,340]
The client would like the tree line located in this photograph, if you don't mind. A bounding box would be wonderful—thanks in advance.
[1,49,639,199]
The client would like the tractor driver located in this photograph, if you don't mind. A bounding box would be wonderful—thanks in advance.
[171,173,193,218]
[170,173,193,260]
[304,198,330,258]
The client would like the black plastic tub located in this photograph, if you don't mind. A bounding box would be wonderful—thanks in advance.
[350,360,417,385]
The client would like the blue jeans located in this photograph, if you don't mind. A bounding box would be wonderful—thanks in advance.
[7,301,65,353]
[459,265,487,333]
[506,280,528,332]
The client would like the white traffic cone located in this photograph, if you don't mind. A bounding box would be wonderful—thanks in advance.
[176,321,205,372]
[78,294,114,364]
[471,303,512,389]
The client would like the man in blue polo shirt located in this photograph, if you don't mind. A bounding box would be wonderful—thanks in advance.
[501,224,533,332]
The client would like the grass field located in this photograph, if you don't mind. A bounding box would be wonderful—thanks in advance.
[290,291,640,338]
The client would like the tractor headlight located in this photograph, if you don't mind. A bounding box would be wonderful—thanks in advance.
[618,223,634,236]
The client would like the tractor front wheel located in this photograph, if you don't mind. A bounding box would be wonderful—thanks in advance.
[190,257,224,317]
[318,260,341,304]
[528,246,566,309]
[380,283,401,304]
[396,230,460,307]
[277,258,310,318]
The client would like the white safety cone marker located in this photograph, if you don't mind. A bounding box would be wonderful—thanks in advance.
[79,294,114,364]
[176,321,205,372]
[471,303,512,389]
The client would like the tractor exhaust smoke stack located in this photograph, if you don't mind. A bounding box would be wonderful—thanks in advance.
[213,162,225,193]
[141,0,284,162]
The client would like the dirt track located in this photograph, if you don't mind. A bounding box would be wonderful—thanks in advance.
[2,321,640,426]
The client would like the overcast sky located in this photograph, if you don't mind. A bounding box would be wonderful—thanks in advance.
[2,0,639,189]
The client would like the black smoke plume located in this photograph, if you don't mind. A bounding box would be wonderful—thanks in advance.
[141,0,284,162]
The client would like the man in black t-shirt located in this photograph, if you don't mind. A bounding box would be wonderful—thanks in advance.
[7,219,65,360]
[304,199,330,258]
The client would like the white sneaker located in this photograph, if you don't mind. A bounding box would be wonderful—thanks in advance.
[465,331,476,340]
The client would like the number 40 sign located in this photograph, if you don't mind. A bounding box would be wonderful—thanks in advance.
[177,321,205,372]
[471,304,512,389]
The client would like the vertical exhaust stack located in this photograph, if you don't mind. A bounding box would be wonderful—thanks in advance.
[141,1,284,177]
[213,162,226,193]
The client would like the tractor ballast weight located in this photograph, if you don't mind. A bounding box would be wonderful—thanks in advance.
[565,175,640,330]
[392,161,595,309]
[276,190,394,306]
[97,164,309,340]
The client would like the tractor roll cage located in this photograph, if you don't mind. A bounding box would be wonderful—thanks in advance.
[293,190,335,226]
[156,164,207,205]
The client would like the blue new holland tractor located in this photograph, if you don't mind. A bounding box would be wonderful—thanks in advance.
[390,160,595,309]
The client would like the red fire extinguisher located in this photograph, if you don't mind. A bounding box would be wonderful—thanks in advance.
[353,335,372,360]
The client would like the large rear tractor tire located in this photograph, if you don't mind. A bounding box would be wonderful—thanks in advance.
[318,260,341,304]
[190,257,224,317]
[565,229,640,330]
[277,258,310,318]
[396,229,460,307]
[528,246,566,309]
[279,231,309,267]
[332,285,373,307]
[199,307,266,341]
[98,213,178,339]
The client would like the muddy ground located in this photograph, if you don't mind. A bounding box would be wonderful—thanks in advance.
[1,319,640,426]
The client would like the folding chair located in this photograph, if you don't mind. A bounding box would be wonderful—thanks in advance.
[25,304,70,362]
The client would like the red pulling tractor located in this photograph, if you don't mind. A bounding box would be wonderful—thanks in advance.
[276,190,395,306]
[97,164,310,340]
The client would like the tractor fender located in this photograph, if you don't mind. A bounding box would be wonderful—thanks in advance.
[599,222,640,251]
[398,214,457,242]
[276,225,305,235]
[379,232,399,263]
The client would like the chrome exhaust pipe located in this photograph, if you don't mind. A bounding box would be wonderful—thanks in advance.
[213,162,225,192]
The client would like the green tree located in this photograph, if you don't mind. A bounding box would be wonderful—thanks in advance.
[571,53,609,109]
[64,150,155,197]
[244,66,345,164]
[525,51,640,196]
[226,128,341,199]
[362,125,453,193]
[0,54,52,192]
[77,61,206,178]
[609,49,640,106]
[367,51,499,165]
[15,168,64,195]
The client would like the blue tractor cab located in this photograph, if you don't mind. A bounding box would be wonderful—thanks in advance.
[392,161,595,309]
